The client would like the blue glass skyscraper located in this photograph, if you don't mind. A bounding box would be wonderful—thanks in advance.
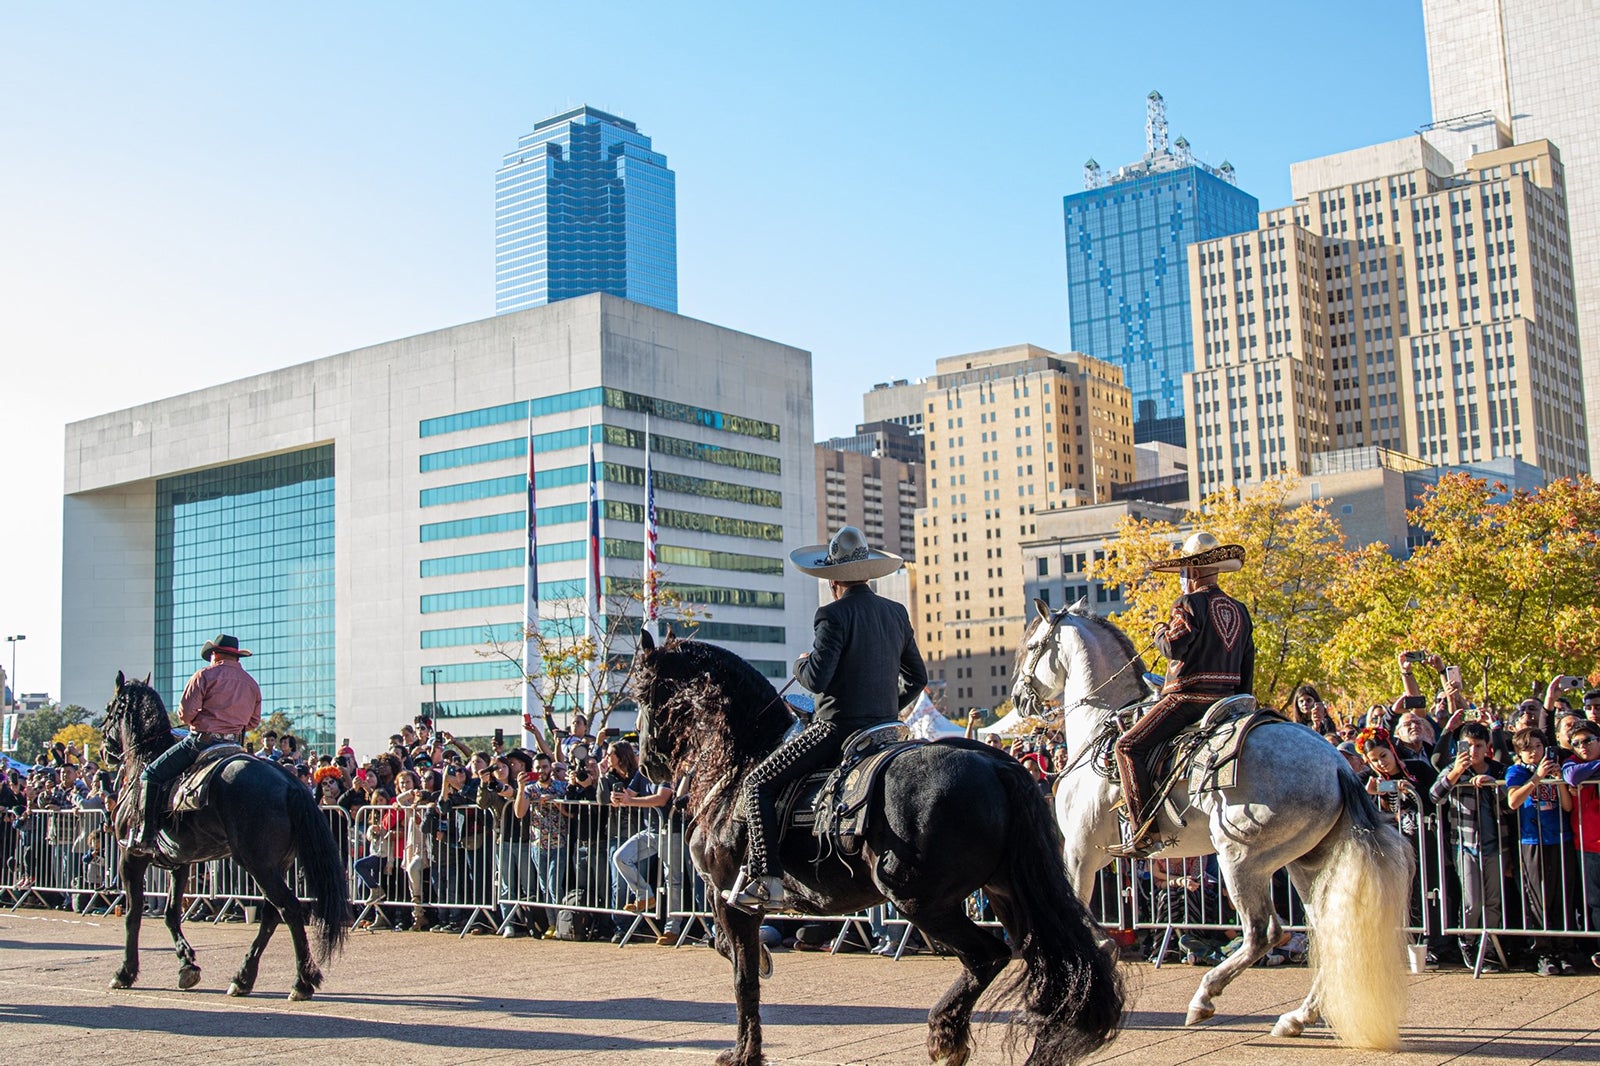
[496,106,677,315]
[1065,93,1258,446]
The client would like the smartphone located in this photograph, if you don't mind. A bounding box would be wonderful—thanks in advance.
[1400,650,1429,664]
[494,727,504,744]
[1375,780,1400,794]
[1443,665,1462,689]
[1462,705,1481,722]
[1401,695,1428,711]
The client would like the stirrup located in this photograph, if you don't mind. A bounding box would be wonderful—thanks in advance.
[722,869,784,914]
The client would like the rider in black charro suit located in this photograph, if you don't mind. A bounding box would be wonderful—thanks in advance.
[725,526,927,912]
[1108,531,1254,859]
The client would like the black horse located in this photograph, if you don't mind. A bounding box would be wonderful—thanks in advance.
[101,672,348,999]
[631,633,1124,1066]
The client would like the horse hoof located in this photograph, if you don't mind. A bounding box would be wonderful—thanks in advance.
[109,974,134,990]
[178,967,201,990]
[228,981,251,997]
[1271,1017,1304,1039]
[931,1045,973,1066]
[288,987,313,1002]
[1185,1007,1215,1026]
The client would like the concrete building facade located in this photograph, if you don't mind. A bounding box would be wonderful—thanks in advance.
[917,344,1134,715]
[62,295,814,754]
[1422,0,1600,464]
[1186,137,1588,503]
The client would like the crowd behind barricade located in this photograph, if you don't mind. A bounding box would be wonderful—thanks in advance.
[3,658,1600,974]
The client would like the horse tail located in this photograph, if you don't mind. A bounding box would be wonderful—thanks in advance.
[988,755,1126,1062]
[1306,766,1413,1050]
[287,782,349,962]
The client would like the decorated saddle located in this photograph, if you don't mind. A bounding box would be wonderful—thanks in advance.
[167,743,251,814]
[1090,694,1283,831]
[776,722,925,857]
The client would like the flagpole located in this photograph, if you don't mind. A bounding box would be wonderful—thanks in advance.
[521,406,542,751]
[644,413,658,629]
[584,419,600,718]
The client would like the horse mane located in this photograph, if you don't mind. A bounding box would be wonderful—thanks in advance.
[631,638,792,817]
[111,676,178,765]
[1070,603,1145,670]
[1012,601,1148,702]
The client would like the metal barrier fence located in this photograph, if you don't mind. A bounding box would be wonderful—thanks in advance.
[3,776,1597,978]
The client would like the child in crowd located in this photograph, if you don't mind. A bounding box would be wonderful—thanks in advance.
[1560,718,1600,969]
[1505,727,1580,976]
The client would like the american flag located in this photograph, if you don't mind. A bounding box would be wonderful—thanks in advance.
[521,407,542,746]
[644,414,659,623]
[584,431,601,708]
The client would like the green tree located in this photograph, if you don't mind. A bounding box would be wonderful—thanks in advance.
[246,710,296,751]
[1323,473,1600,709]
[13,703,94,763]
[1090,478,1353,711]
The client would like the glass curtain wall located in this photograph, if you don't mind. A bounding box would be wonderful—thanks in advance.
[154,446,335,750]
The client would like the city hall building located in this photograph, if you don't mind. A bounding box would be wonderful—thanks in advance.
[61,295,816,753]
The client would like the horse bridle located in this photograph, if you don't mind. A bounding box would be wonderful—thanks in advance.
[1014,610,1156,721]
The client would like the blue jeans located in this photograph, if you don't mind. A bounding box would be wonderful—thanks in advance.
[498,840,535,927]
[534,844,567,903]
[612,826,660,901]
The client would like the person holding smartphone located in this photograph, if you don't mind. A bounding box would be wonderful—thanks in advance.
[1506,727,1579,975]
[1358,724,1441,962]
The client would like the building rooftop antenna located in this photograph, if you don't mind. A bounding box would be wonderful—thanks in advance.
[1146,90,1169,157]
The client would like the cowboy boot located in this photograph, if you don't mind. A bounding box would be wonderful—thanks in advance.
[137,781,167,850]
[411,897,432,932]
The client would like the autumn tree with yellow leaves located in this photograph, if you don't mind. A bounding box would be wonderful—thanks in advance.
[1322,473,1600,709]
[1089,478,1352,711]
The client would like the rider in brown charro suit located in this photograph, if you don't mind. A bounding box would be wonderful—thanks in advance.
[1107,531,1254,859]
[723,526,927,912]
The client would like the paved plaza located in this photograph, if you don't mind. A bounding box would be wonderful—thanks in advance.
[1,907,1597,1064]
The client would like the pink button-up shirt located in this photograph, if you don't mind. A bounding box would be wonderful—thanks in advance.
[179,658,262,735]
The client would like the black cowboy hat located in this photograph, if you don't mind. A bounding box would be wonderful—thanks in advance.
[200,634,252,661]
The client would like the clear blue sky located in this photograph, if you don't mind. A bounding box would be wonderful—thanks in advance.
[0,1,1432,698]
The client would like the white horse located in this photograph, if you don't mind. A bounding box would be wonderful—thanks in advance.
[1011,599,1414,1049]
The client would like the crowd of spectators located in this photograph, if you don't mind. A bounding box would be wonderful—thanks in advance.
[4,654,1600,975]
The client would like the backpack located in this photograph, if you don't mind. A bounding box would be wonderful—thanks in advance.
[555,889,595,942]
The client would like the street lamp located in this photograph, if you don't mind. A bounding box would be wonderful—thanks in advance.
[4,635,23,710]
[426,667,441,719]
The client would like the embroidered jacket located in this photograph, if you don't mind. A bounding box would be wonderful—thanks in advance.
[1154,587,1255,699]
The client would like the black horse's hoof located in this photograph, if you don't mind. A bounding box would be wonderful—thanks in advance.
[109,972,135,990]
[227,981,252,997]
[288,986,314,1002]
[178,966,201,990]
[714,1048,762,1066]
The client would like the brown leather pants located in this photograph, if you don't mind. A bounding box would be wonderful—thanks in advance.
[1113,692,1224,836]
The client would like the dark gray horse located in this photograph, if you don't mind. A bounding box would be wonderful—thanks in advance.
[631,632,1124,1066]
[1011,601,1414,1048]
[101,672,348,999]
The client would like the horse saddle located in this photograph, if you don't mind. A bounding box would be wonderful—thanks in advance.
[1125,695,1283,832]
[776,723,923,857]
[168,744,250,814]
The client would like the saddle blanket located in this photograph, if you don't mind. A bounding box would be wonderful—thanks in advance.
[168,744,250,813]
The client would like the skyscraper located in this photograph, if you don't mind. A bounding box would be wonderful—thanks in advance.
[1065,92,1259,448]
[1184,136,1588,503]
[1422,0,1600,465]
[495,106,677,315]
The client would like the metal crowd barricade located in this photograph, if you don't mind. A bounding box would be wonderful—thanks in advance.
[1436,777,1599,976]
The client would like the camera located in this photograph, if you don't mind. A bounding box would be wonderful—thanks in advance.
[1376,780,1400,794]
[1400,650,1429,664]
[1557,675,1585,690]
[1401,695,1428,711]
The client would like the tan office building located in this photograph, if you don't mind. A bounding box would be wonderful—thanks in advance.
[1422,0,1600,467]
[918,344,1133,714]
[1186,137,1588,502]
[813,444,924,562]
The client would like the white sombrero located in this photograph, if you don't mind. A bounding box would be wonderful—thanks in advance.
[790,526,903,582]
[1148,530,1246,574]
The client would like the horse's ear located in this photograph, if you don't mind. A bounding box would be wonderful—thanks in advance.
[115,670,126,693]
[638,629,655,652]
[1068,596,1088,614]
[1033,598,1051,621]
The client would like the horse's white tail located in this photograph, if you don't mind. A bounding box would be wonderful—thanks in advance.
[1308,770,1415,1050]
